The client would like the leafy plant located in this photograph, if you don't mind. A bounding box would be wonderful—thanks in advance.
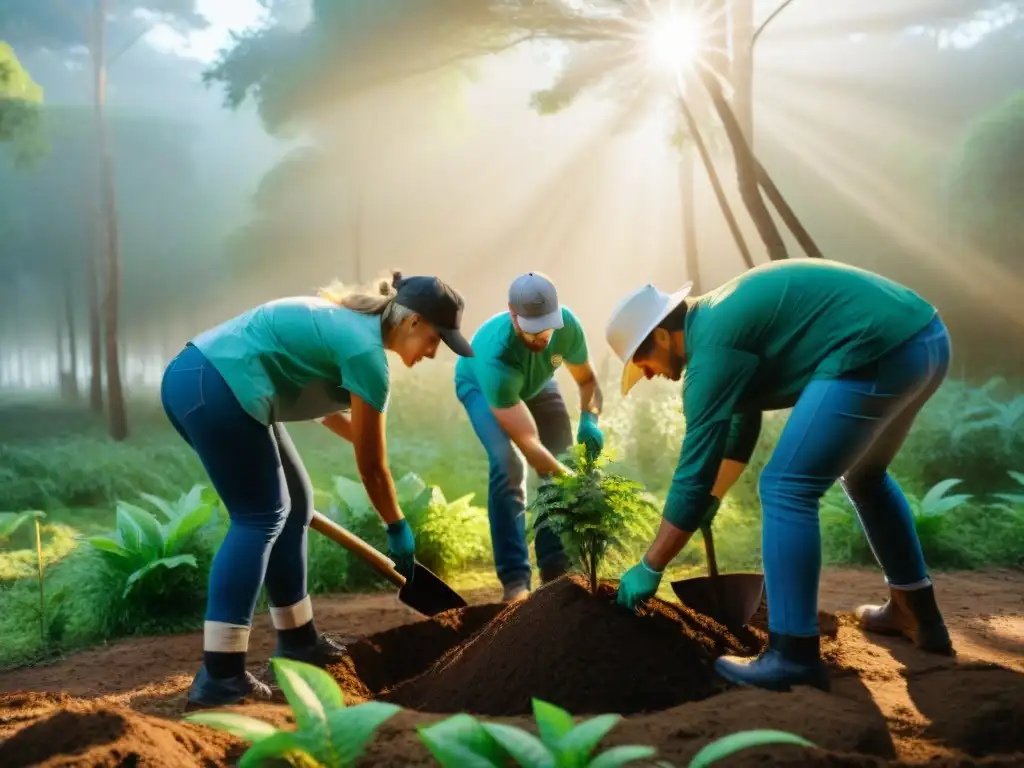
[952,391,1024,450]
[688,730,817,767]
[994,470,1024,508]
[530,445,658,595]
[83,485,215,598]
[419,698,656,768]
[186,658,399,768]
[0,510,47,645]
[906,478,973,541]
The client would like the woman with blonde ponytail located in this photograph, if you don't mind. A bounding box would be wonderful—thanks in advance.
[160,270,473,710]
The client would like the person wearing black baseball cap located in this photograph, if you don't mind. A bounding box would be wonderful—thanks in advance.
[159,269,472,710]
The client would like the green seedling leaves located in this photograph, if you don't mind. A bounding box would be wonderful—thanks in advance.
[482,722,556,768]
[326,702,401,765]
[418,713,509,768]
[185,711,279,742]
[122,554,197,598]
[689,729,816,767]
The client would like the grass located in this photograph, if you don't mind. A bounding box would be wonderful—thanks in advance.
[1,369,1022,669]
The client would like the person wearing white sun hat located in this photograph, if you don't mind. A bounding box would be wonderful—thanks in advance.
[605,259,955,694]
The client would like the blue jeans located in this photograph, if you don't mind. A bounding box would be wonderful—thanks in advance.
[456,377,571,588]
[160,343,312,628]
[759,315,951,636]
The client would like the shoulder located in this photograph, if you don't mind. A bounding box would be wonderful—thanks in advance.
[560,306,584,331]
[470,312,516,357]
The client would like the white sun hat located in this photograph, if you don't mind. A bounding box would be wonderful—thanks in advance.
[605,281,693,396]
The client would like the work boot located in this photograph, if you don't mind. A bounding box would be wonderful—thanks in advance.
[714,632,831,693]
[184,666,273,712]
[502,582,530,603]
[540,558,569,585]
[272,633,349,669]
[855,583,954,655]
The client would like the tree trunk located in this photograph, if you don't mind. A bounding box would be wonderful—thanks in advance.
[87,209,104,411]
[678,97,754,269]
[755,160,824,258]
[64,274,80,400]
[698,69,788,261]
[730,0,755,144]
[679,144,702,292]
[93,0,128,440]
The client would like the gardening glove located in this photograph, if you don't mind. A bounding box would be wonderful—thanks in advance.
[385,519,416,581]
[616,556,664,611]
[576,412,604,460]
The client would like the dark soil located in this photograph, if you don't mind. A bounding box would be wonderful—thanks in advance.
[379,574,762,715]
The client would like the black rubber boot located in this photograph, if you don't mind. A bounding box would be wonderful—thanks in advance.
[184,666,273,712]
[272,634,348,669]
[539,558,570,585]
[714,632,831,693]
[855,584,954,655]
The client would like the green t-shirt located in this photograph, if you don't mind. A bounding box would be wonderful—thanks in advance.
[454,307,589,408]
[191,297,391,425]
[663,259,936,530]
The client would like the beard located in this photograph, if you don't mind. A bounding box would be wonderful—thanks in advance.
[668,349,687,380]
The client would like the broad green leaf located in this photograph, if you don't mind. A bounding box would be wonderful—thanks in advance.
[182,484,206,513]
[417,729,505,768]
[558,714,621,761]
[395,472,428,503]
[689,729,816,768]
[115,505,144,552]
[994,493,1024,506]
[271,658,329,732]
[123,554,198,598]
[0,511,32,540]
[921,479,964,508]
[237,730,310,768]
[1008,470,1024,489]
[924,494,972,516]
[586,745,658,768]
[419,715,508,767]
[326,701,401,765]
[139,492,177,521]
[533,698,576,746]
[163,502,215,555]
[184,711,279,742]
[333,476,372,516]
[273,657,344,713]
[482,722,556,768]
[84,535,132,559]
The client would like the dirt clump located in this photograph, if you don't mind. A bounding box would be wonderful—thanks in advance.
[379,575,762,716]
[0,699,238,768]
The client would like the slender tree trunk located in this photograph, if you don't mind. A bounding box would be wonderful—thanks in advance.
[87,227,104,411]
[679,97,754,269]
[93,0,128,440]
[64,274,80,400]
[698,69,788,261]
[679,144,702,292]
[755,161,823,258]
[730,0,755,144]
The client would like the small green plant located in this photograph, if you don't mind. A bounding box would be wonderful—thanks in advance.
[84,485,215,598]
[186,658,399,768]
[906,478,973,540]
[530,445,658,595]
[688,730,817,767]
[418,698,656,767]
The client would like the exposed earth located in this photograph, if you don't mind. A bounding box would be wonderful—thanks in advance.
[0,567,1021,767]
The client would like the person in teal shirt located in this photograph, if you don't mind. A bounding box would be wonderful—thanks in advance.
[160,271,473,710]
[604,259,955,693]
[455,272,605,602]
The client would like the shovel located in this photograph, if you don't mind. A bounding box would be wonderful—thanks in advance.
[670,523,764,630]
[310,511,468,617]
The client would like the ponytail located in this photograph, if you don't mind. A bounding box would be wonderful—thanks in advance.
[319,270,404,315]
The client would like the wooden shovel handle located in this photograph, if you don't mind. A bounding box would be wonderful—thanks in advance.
[700,523,720,579]
[310,511,405,588]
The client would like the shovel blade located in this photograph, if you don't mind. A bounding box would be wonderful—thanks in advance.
[670,572,765,629]
[397,563,469,616]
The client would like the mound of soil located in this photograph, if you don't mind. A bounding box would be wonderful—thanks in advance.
[0,700,238,768]
[379,575,763,716]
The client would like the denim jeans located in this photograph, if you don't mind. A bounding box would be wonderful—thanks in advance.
[160,343,313,628]
[456,377,571,588]
[759,315,951,636]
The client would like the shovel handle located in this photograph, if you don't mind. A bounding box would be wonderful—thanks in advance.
[700,523,719,579]
[310,511,406,589]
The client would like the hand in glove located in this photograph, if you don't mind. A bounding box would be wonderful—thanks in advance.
[385,519,416,581]
[576,412,605,460]
[616,556,664,611]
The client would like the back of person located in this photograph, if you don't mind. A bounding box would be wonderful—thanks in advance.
[686,259,936,406]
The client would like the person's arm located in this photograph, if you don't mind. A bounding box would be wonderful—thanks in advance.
[349,393,403,525]
[319,412,353,442]
[491,402,571,476]
[566,360,603,417]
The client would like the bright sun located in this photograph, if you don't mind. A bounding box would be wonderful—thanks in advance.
[645,13,703,73]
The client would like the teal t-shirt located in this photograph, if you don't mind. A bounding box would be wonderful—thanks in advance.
[454,307,589,408]
[191,297,391,425]
[663,259,937,530]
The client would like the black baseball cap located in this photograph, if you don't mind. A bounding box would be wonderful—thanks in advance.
[393,275,474,357]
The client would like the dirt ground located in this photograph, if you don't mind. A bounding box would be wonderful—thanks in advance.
[0,567,1021,767]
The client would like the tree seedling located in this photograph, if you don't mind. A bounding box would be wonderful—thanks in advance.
[530,446,657,595]
[185,658,399,768]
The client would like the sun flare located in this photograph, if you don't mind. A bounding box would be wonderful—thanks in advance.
[645,12,703,73]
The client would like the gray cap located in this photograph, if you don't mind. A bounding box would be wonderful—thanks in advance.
[508,272,564,334]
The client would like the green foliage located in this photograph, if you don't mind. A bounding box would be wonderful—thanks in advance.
[530,445,658,595]
[84,484,215,598]
[688,730,817,767]
[186,658,399,768]
[0,40,45,165]
[419,698,656,768]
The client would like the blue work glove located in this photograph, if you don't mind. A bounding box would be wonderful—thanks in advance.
[576,412,604,460]
[385,519,416,581]
[616,556,664,611]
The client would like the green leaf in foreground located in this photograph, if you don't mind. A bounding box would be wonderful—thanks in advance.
[418,713,508,768]
[688,729,817,768]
